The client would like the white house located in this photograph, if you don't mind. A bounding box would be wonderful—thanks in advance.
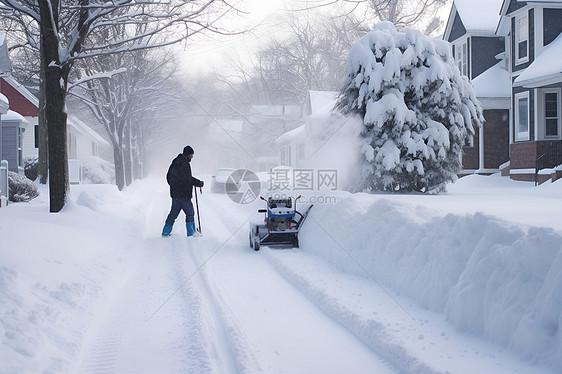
[0,74,110,183]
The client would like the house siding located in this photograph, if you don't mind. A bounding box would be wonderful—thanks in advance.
[0,78,38,117]
[1,126,18,171]
[482,109,510,169]
[448,13,466,42]
[471,37,505,78]
[543,8,562,45]
[507,0,527,14]
[511,8,534,72]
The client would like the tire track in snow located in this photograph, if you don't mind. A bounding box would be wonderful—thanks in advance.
[74,235,216,374]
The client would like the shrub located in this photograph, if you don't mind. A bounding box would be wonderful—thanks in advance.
[337,22,484,193]
[24,157,39,181]
[8,171,40,202]
[82,157,115,184]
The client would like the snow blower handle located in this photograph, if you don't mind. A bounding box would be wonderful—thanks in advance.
[194,185,202,234]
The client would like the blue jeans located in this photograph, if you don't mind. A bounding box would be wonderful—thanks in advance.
[165,198,195,226]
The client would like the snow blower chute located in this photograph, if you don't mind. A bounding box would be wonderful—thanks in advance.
[249,195,312,251]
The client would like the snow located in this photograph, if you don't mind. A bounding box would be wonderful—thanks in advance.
[340,22,482,192]
[454,0,503,33]
[472,62,511,98]
[514,32,562,88]
[1,174,561,374]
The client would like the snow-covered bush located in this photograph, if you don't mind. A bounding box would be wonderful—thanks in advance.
[8,171,39,202]
[23,157,38,181]
[82,157,115,184]
[337,22,484,193]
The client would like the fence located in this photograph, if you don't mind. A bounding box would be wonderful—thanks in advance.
[0,160,8,207]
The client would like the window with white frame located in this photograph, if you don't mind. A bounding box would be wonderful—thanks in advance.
[515,91,530,141]
[455,39,468,76]
[544,89,560,138]
[515,13,529,64]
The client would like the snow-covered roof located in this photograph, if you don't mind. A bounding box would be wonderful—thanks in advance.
[514,33,562,88]
[275,125,305,145]
[308,91,338,114]
[67,115,109,147]
[0,93,8,114]
[2,109,28,124]
[454,0,503,33]
[472,62,511,98]
[249,105,301,119]
[208,119,245,139]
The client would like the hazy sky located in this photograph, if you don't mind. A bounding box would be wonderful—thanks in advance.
[180,0,290,73]
[180,0,453,74]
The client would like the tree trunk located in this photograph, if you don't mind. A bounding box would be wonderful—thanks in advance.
[113,144,125,191]
[38,42,48,184]
[124,124,132,186]
[40,1,69,212]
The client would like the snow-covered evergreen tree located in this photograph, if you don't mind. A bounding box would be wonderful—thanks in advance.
[337,22,483,193]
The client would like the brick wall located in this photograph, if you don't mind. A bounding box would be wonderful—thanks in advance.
[483,110,510,169]
[510,140,560,169]
[462,130,479,170]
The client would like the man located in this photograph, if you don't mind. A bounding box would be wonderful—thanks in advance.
[162,145,204,237]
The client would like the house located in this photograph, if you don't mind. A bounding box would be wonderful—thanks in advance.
[443,0,511,175]
[497,0,562,183]
[243,104,302,171]
[0,92,9,205]
[275,91,339,168]
[0,75,110,183]
[1,110,27,174]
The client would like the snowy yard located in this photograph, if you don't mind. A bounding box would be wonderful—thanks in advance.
[1,174,561,374]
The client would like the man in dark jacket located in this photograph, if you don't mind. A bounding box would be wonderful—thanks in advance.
[162,145,204,237]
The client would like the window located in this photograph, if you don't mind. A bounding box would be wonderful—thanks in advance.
[544,90,560,138]
[515,92,530,141]
[516,14,529,63]
[455,39,468,76]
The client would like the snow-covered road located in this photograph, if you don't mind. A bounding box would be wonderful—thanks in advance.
[2,177,559,374]
[73,187,400,374]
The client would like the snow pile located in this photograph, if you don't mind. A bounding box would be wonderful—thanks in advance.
[1,175,561,373]
[0,184,145,373]
[299,189,562,369]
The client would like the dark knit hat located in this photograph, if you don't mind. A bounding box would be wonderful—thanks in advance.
[183,145,194,155]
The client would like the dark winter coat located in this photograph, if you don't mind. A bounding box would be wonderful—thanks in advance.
[166,154,203,199]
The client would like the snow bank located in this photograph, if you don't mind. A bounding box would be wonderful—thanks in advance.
[0,184,146,373]
[299,193,562,369]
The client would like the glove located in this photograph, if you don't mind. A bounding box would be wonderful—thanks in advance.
[200,181,204,188]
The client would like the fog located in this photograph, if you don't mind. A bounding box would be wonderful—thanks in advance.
[136,0,453,190]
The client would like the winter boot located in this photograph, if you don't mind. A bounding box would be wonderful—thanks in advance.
[162,225,173,237]
[186,222,196,237]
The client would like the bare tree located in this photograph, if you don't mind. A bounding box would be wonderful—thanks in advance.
[365,0,448,34]
[298,0,449,35]
[0,0,237,212]
[70,47,186,190]
[219,10,367,108]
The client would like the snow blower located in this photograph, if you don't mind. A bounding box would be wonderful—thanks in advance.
[249,195,313,251]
